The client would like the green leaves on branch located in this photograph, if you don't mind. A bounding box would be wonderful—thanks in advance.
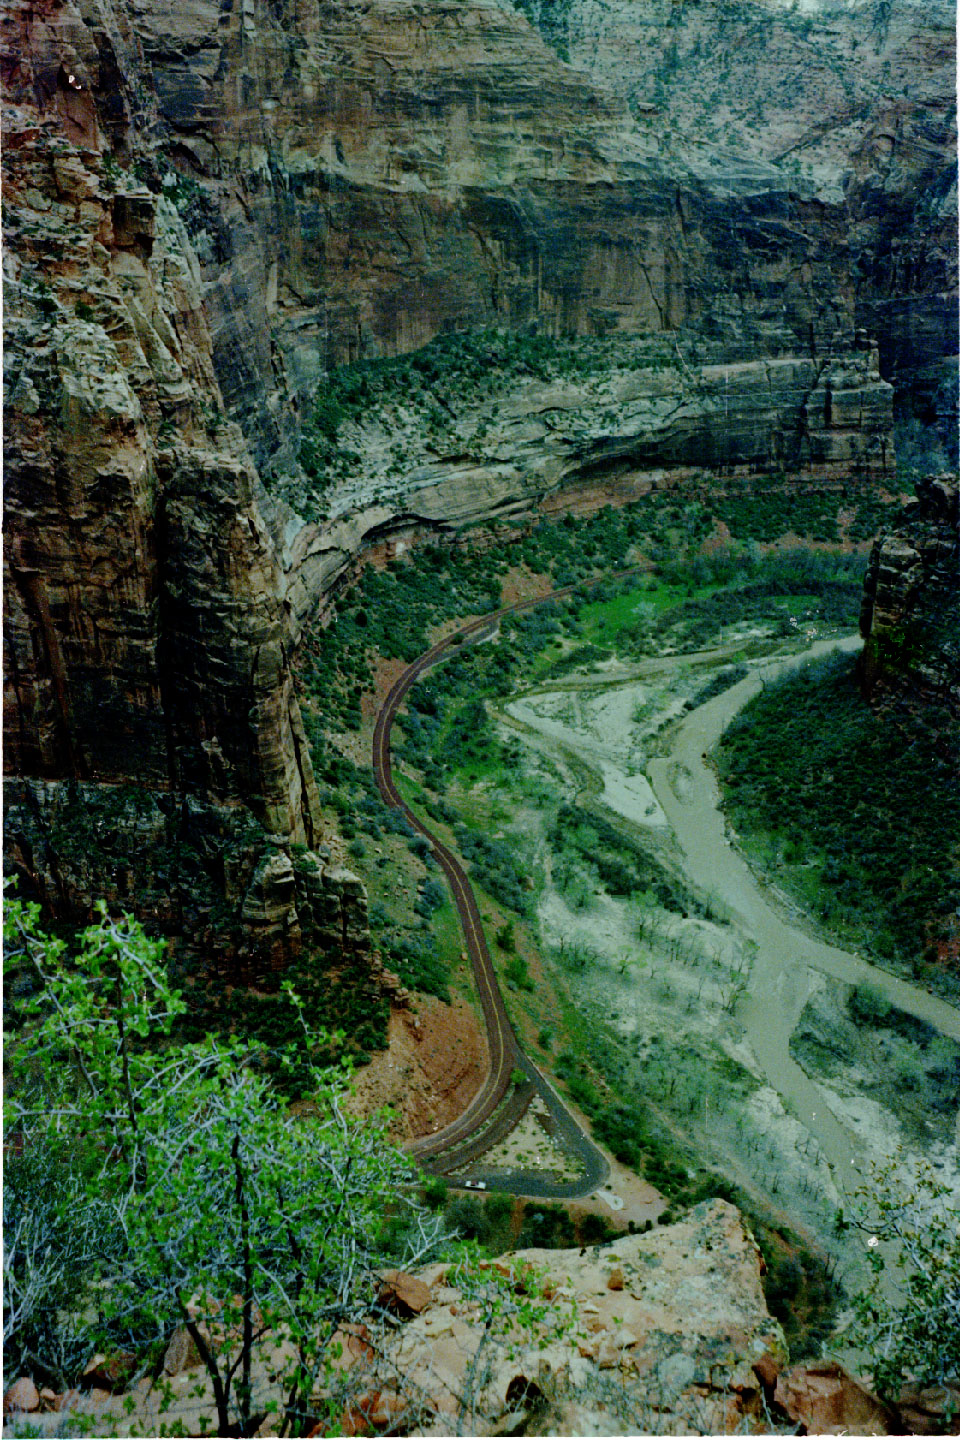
[837,1158,960,1403]
[3,888,444,1435]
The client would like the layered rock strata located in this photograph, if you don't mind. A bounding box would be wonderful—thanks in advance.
[0,0,939,964]
[542,0,958,440]
[1,1,350,975]
[75,0,926,472]
[277,337,893,621]
[859,475,960,712]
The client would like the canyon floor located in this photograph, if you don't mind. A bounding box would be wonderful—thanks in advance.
[405,610,960,1325]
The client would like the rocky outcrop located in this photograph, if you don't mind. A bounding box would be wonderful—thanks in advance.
[859,476,960,711]
[278,338,894,622]
[33,1199,794,1436]
[774,1361,893,1436]
[379,1200,788,1435]
[546,0,958,446]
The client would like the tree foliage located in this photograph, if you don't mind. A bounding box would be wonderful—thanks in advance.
[837,1158,960,1403]
[3,890,443,1436]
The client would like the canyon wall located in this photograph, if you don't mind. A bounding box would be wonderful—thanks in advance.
[1,0,354,975]
[2,0,952,960]
[51,0,942,477]
[544,0,958,445]
[859,475,960,712]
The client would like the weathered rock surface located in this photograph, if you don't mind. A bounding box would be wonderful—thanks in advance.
[276,336,893,620]
[0,0,949,966]
[859,475,960,711]
[774,1359,893,1435]
[3,1378,40,1415]
[1,1,357,973]
[29,1200,793,1436]
[540,0,958,437]
[11,0,925,480]
[375,1200,790,1434]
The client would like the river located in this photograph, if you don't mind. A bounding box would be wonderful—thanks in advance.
[508,632,960,1220]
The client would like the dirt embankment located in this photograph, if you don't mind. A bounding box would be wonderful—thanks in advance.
[346,996,489,1142]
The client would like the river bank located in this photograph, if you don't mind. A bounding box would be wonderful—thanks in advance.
[499,630,960,1296]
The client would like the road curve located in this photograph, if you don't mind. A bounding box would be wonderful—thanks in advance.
[371,582,628,1198]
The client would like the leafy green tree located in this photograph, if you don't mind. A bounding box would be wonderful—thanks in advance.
[837,1158,960,1404]
[4,890,444,1436]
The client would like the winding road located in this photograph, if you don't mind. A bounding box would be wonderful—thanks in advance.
[373,573,960,1206]
[372,589,616,1198]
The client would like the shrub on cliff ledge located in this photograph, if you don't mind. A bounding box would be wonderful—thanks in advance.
[3,890,443,1435]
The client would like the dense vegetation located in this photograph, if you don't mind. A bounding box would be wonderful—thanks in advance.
[280,330,665,521]
[3,897,446,1434]
[717,652,960,990]
[423,1183,621,1253]
[174,943,391,1092]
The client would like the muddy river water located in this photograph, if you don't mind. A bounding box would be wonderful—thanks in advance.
[507,633,960,1239]
[647,635,960,1184]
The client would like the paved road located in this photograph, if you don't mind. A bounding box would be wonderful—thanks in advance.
[371,583,629,1198]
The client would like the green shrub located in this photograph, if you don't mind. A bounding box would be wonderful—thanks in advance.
[717,652,960,982]
[422,1176,449,1209]
[849,983,894,1027]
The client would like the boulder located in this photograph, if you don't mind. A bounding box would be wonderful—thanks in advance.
[3,1377,39,1413]
[163,1326,204,1376]
[752,1348,781,1395]
[895,1383,960,1436]
[775,1360,892,1435]
[377,1269,433,1317]
[82,1351,138,1392]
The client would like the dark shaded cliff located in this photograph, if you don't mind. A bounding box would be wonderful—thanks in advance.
[1,0,357,975]
[859,476,960,712]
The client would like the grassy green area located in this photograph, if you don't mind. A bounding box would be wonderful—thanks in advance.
[717,652,960,992]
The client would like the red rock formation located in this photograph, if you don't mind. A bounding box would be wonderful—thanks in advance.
[1,0,349,975]
[775,1360,893,1435]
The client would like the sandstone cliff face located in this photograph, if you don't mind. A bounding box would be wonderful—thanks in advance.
[1,0,945,963]
[859,475,960,711]
[104,0,923,475]
[1,0,357,974]
[280,336,894,622]
[546,0,958,447]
